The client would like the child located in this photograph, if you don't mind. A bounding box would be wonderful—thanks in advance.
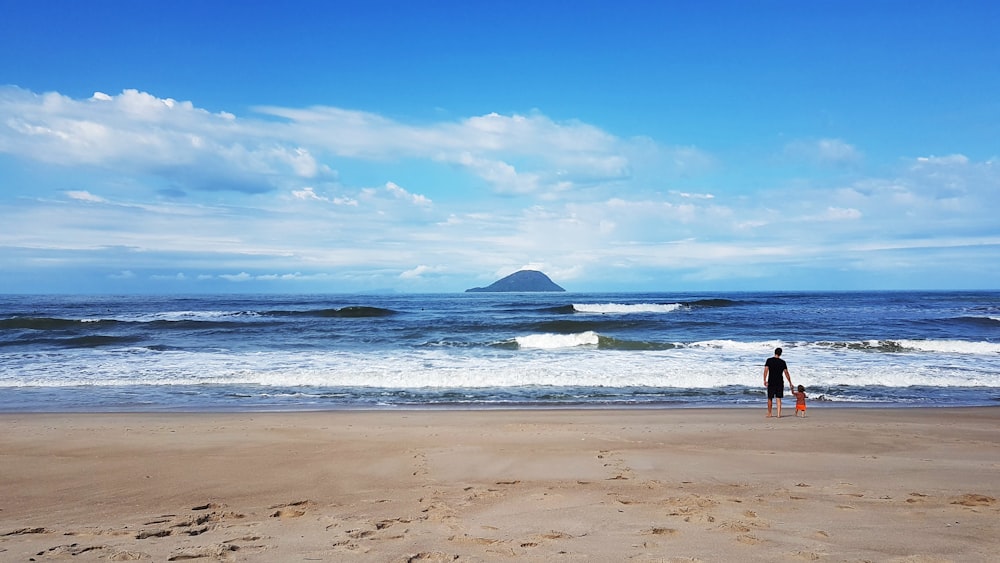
[792,385,808,417]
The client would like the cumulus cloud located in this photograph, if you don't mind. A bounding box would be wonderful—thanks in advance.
[0,87,330,196]
[385,181,432,206]
[3,86,998,291]
[0,87,708,201]
[872,153,998,205]
[291,187,323,201]
[291,186,358,206]
[451,152,542,194]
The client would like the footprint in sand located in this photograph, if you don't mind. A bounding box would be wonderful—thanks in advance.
[108,550,148,561]
[167,543,239,561]
[597,449,634,480]
[375,517,411,530]
[736,533,762,545]
[269,499,311,518]
[719,521,752,533]
[136,529,172,539]
[410,450,430,477]
[136,503,247,539]
[665,493,719,523]
[521,530,576,547]
[724,511,774,535]
[405,552,459,562]
[3,527,47,536]
[35,543,106,557]
[448,533,502,547]
[950,493,996,507]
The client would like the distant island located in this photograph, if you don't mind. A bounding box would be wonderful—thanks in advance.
[465,270,566,293]
[466,270,566,292]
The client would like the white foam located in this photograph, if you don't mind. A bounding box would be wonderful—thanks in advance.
[686,339,784,352]
[137,310,257,322]
[76,310,257,323]
[516,331,600,349]
[2,341,999,390]
[896,339,1000,355]
[573,303,682,314]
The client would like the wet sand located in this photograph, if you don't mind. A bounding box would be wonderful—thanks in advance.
[2,408,998,562]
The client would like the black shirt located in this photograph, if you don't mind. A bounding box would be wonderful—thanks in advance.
[765,357,787,388]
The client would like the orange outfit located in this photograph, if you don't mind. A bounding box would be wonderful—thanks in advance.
[793,391,807,411]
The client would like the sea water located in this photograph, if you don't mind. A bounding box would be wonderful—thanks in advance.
[1,291,997,411]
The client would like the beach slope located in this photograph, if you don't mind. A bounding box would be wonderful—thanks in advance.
[2,408,998,561]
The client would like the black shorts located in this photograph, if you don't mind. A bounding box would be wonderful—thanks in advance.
[767,383,784,399]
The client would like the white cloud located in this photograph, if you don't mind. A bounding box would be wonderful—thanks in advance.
[670,190,715,200]
[66,190,106,203]
[0,87,709,200]
[2,87,999,291]
[385,181,432,206]
[219,272,253,282]
[291,187,359,206]
[292,187,323,201]
[399,264,446,279]
[914,154,969,166]
[452,152,541,194]
[257,102,701,194]
[256,272,307,281]
[0,87,330,195]
[273,147,322,178]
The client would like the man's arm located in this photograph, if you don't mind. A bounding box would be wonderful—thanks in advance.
[784,368,792,388]
[763,366,769,386]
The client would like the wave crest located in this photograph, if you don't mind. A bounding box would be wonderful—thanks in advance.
[516,331,600,349]
[573,303,682,314]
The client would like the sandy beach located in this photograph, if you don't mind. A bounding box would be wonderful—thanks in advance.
[1,408,998,562]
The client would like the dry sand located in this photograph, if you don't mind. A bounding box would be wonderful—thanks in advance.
[1,408,998,562]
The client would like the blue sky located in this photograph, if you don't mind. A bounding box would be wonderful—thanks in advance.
[1,1,998,293]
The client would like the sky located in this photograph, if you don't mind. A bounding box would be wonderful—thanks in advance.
[1,1,998,293]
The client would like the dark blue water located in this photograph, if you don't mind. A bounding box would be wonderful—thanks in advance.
[1,291,998,411]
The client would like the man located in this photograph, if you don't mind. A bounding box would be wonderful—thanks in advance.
[763,347,793,418]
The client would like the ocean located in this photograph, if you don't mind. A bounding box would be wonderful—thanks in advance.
[1,291,998,412]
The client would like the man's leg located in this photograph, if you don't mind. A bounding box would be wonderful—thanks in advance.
[766,396,773,417]
[776,398,782,418]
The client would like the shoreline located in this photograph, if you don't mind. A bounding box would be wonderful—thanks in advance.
[3,407,998,561]
[3,400,998,415]
[0,399,1000,418]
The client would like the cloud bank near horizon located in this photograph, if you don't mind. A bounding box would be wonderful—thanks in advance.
[1,86,998,292]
